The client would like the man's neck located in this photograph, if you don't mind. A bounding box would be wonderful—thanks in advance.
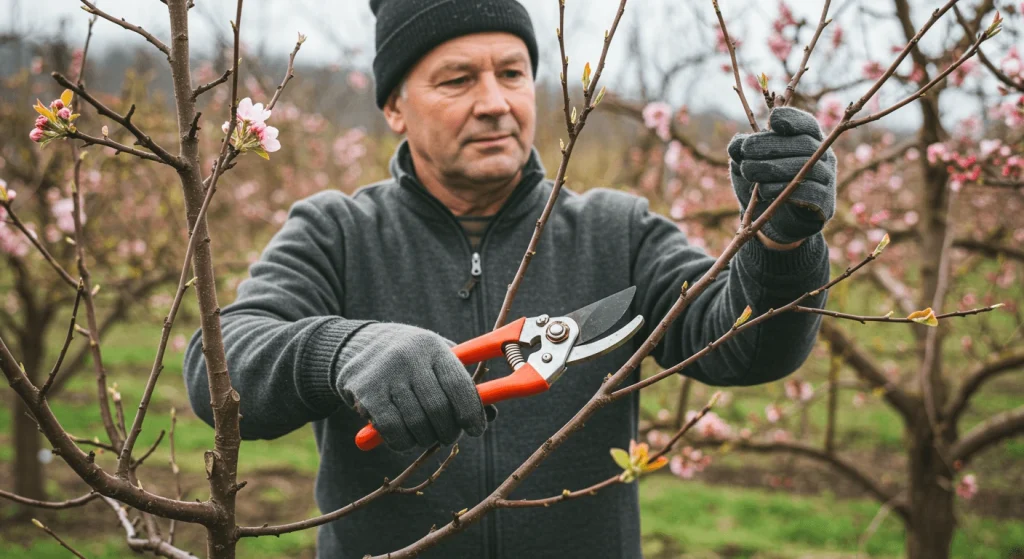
[409,154,523,217]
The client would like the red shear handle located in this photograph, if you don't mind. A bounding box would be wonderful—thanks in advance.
[451,317,526,364]
[354,364,549,451]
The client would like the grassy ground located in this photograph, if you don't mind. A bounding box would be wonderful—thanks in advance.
[1,257,1022,557]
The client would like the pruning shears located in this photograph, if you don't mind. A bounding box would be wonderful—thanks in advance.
[355,286,645,451]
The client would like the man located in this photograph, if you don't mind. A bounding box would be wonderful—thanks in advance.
[183,0,836,557]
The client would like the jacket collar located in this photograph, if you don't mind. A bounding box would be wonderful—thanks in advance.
[388,139,548,226]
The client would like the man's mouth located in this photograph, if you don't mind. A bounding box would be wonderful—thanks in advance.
[467,133,514,145]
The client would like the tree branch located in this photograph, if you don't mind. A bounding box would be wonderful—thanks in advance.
[52,73,182,169]
[951,405,1024,464]
[79,1,170,57]
[946,351,1024,423]
[694,438,909,519]
[0,490,98,509]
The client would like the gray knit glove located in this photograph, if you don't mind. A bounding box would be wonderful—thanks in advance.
[334,323,490,451]
[728,107,837,245]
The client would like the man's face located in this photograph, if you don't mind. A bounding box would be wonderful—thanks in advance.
[383,32,536,190]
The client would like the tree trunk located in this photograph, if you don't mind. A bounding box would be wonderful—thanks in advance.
[10,336,45,515]
[905,416,956,559]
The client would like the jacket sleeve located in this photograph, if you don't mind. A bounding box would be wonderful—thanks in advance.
[630,198,830,386]
[183,192,372,440]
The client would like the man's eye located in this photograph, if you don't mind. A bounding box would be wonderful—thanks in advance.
[502,70,524,79]
[442,76,469,86]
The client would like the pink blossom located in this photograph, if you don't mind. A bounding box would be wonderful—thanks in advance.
[949,58,977,87]
[770,429,792,443]
[57,107,71,120]
[29,128,44,142]
[255,124,281,152]
[850,202,867,216]
[845,238,866,260]
[852,392,867,408]
[714,28,731,53]
[686,411,732,439]
[785,380,814,402]
[830,25,844,49]
[767,34,792,60]
[50,99,64,111]
[30,57,43,75]
[664,141,682,170]
[656,408,672,422]
[888,175,903,191]
[675,105,690,127]
[699,176,715,190]
[854,143,873,163]
[669,200,686,221]
[765,404,782,423]
[903,211,919,226]
[999,45,1022,79]
[956,474,978,500]
[51,198,83,233]
[669,455,696,479]
[905,148,920,161]
[926,143,950,164]
[642,102,673,141]
[816,94,845,130]
[0,221,30,257]
[347,70,369,91]
[171,334,187,353]
[861,61,886,80]
[979,139,1002,159]
[35,115,49,129]
[236,97,271,126]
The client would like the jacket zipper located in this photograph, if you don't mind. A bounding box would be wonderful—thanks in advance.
[400,174,540,559]
[458,252,483,299]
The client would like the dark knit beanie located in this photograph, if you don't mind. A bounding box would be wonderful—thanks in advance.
[370,0,539,109]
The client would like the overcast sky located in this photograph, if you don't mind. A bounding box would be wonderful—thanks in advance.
[3,0,1016,130]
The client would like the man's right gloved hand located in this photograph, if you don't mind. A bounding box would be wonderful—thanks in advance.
[333,322,489,451]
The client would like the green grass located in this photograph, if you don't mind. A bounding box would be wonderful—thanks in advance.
[640,476,1024,559]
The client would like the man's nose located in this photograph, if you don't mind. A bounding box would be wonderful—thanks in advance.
[472,73,512,118]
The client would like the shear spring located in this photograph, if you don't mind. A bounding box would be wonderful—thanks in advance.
[502,342,525,370]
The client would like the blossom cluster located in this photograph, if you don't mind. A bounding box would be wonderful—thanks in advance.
[669,446,712,480]
[641,101,687,142]
[222,97,281,159]
[29,90,78,146]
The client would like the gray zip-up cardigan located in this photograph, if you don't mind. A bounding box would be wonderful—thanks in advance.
[183,141,830,558]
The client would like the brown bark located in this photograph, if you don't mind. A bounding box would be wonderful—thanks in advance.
[906,415,956,559]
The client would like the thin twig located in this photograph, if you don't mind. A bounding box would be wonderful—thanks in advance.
[192,68,232,100]
[69,146,122,450]
[31,519,90,559]
[52,73,182,168]
[238,444,444,537]
[131,430,166,470]
[712,0,759,131]
[38,280,85,401]
[0,490,98,509]
[792,303,1002,324]
[79,1,170,57]
[0,205,78,288]
[779,0,832,107]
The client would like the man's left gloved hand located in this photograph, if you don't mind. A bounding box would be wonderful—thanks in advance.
[728,107,837,245]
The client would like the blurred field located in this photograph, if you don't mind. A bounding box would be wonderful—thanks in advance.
[1,258,1021,558]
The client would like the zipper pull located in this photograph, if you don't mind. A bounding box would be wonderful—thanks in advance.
[458,252,483,299]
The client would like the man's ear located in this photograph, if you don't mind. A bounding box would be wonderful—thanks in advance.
[382,90,406,135]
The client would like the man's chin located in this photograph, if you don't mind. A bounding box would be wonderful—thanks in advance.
[461,153,525,183]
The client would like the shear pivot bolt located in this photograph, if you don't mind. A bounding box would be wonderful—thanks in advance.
[541,353,553,363]
[546,322,569,343]
[536,315,549,326]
